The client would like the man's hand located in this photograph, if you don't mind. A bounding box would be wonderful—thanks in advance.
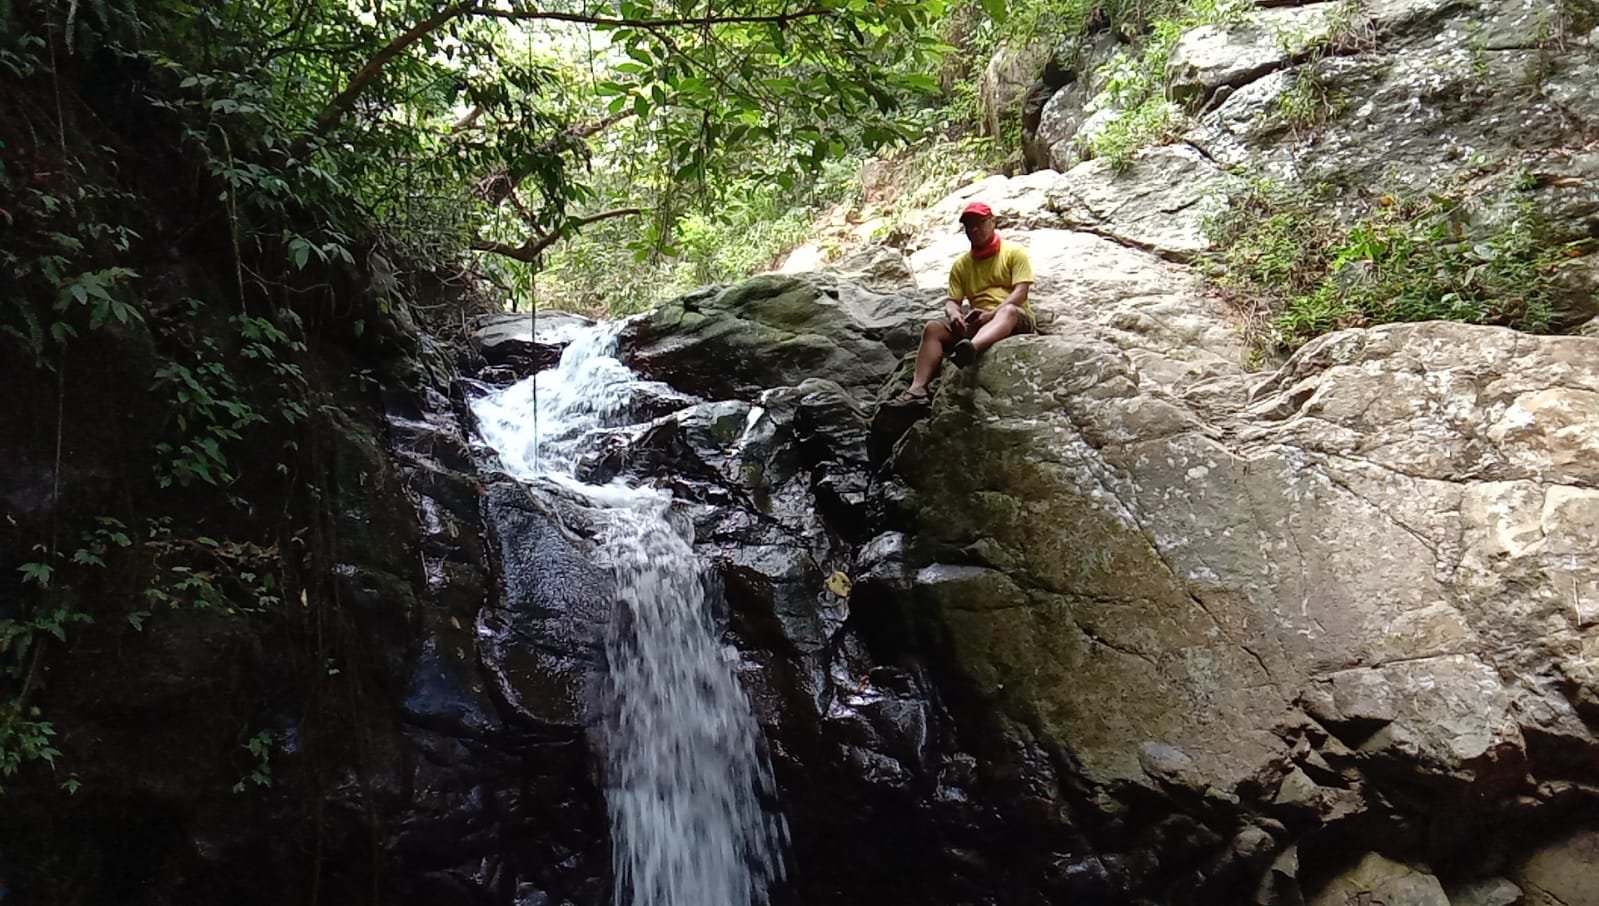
[964,308,989,332]
[944,299,968,338]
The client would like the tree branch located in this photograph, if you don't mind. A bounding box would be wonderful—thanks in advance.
[291,0,820,157]
[292,0,478,155]
[476,111,635,205]
[472,207,644,263]
[454,105,486,131]
[475,6,831,28]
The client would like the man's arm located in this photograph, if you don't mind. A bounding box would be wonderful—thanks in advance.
[970,282,1030,326]
[946,261,971,332]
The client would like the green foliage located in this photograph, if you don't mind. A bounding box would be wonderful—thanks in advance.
[153,341,265,490]
[1084,100,1181,169]
[1078,0,1245,167]
[1,149,145,364]
[1273,66,1345,131]
[231,729,274,793]
[0,518,126,786]
[0,711,59,792]
[138,518,284,621]
[1207,181,1575,350]
[534,156,865,313]
[149,307,307,490]
[935,0,1187,161]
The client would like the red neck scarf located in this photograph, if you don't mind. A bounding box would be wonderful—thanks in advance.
[971,232,1002,260]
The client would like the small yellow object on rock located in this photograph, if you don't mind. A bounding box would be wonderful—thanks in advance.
[825,570,852,599]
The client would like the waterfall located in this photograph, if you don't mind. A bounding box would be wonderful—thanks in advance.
[472,321,789,906]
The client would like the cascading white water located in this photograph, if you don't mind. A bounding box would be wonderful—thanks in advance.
[473,321,788,906]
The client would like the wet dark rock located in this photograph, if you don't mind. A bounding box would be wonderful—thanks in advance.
[622,273,927,402]
[473,311,595,380]
[479,481,610,731]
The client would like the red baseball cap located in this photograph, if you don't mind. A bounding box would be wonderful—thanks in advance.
[958,201,993,222]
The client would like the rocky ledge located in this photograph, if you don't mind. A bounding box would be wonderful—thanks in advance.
[475,226,1599,903]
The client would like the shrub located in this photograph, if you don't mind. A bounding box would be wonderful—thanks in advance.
[1207,181,1576,350]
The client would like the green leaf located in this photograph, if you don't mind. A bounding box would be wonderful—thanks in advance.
[17,562,53,587]
[71,549,106,567]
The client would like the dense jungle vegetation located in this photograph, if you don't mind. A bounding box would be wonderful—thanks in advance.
[7,0,1587,807]
[0,0,1194,807]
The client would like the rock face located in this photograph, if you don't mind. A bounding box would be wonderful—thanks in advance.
[979,38,1055,139]
[1306,853,1450,906]
[0,309,612,904]
[623,273,932,401]
[587,220,1599,901]
[462,1,1599,889]
[999,0,1599,325]
[1027,31,1123,172]
[18,0,1599,902]
[1166,3,1346,106]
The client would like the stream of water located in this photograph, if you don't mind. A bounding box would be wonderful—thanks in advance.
[472,321,788,906]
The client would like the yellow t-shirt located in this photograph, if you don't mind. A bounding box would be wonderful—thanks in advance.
[948,242,1034,314]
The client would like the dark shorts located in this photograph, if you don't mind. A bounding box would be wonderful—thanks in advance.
[947,307,1035,336]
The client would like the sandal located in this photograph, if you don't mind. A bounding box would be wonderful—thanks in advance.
[950,338,977,368]
[885,388,930,406]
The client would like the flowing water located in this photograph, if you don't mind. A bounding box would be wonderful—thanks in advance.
[472,321,788,906]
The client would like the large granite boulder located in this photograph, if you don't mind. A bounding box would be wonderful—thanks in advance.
[1166,2,1347,107]
[474,311,594,375]
[884,313,1599,898]
[1043,145,1240,260]
[622,274,931,402]
[1026,31,1123,172]
[979,38,1055,139]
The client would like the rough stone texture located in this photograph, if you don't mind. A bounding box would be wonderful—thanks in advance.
[979,38,1054,139]
[1447,876,1524,906]
[1305,852,1450,906]
[608,223,1599,900]
[1186,45,1583,199]
[622,274,931,402]
[897,316,1599,797]
[1035,81,1097,172]
[1028,31,1124,172]
[1166,2,1345,106]
[475,310,594,380]
[880,288,1599,890]
[1044,145,1240,259]
[1517,829,1599,906]
[823,244,919,291]
[1178,0,1599,216]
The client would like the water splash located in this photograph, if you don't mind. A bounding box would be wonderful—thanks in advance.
[473,322,788,906]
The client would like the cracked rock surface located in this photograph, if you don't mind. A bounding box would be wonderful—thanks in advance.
[561,247,1599,903]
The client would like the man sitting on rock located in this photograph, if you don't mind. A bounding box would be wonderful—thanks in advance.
[891,201,1035,405]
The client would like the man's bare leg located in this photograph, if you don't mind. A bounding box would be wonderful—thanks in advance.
[907,319,959,396]
[971,304,1024,353]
